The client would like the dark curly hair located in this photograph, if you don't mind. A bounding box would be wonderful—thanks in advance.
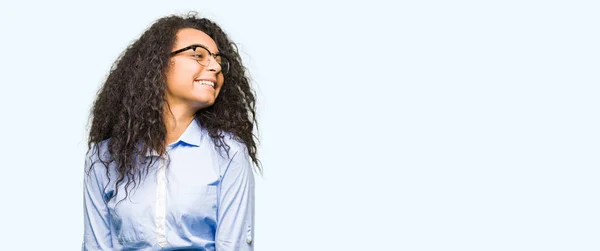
[87,12,260,202]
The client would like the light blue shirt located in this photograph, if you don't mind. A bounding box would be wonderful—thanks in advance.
[82,119,255,250]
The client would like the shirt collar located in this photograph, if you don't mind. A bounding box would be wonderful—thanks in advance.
[174,118,203,147]
[144,119,203,157]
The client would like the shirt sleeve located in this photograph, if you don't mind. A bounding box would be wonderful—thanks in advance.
[216,148,256,251]
[82,148,113,250]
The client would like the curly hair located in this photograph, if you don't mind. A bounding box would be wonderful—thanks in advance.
[87,12,260,202]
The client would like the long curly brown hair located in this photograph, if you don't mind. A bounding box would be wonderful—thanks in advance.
[87,12,260,201]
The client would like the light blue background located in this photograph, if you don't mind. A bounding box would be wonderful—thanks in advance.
[0,0,598,250]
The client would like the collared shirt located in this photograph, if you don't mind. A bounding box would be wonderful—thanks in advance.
[82,119,255,250]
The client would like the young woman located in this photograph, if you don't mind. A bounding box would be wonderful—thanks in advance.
[83,13,260,250]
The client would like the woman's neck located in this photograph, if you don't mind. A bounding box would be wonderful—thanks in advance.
[163,104,196,145]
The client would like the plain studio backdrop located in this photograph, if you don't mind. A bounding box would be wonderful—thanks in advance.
[0,0,598,250]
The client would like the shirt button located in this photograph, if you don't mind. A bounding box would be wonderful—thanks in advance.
[246,236,252,244]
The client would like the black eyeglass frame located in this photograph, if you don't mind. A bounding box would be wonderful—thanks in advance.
[170,44,230,73]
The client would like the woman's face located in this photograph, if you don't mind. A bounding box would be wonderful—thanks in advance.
[165,28,225,111]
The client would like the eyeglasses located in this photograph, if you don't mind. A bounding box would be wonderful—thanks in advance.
[170,44,230,74]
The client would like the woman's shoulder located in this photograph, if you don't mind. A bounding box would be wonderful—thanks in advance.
[86,138,112,161]
[203,131,249,163]
[211,131,247,155]
[84,138,117,175]
[207,132,254,179]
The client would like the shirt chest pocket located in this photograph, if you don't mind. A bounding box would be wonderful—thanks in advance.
[173,182,218,212]
[171,182,219,237]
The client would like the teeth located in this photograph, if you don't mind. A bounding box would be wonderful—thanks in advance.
[195,80,214,87]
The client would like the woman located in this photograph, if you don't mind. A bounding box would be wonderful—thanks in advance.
[83,13,260,251]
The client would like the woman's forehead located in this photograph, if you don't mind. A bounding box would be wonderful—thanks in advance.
[174,28,218,52]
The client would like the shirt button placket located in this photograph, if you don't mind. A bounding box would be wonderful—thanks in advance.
[155,157,168,247]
